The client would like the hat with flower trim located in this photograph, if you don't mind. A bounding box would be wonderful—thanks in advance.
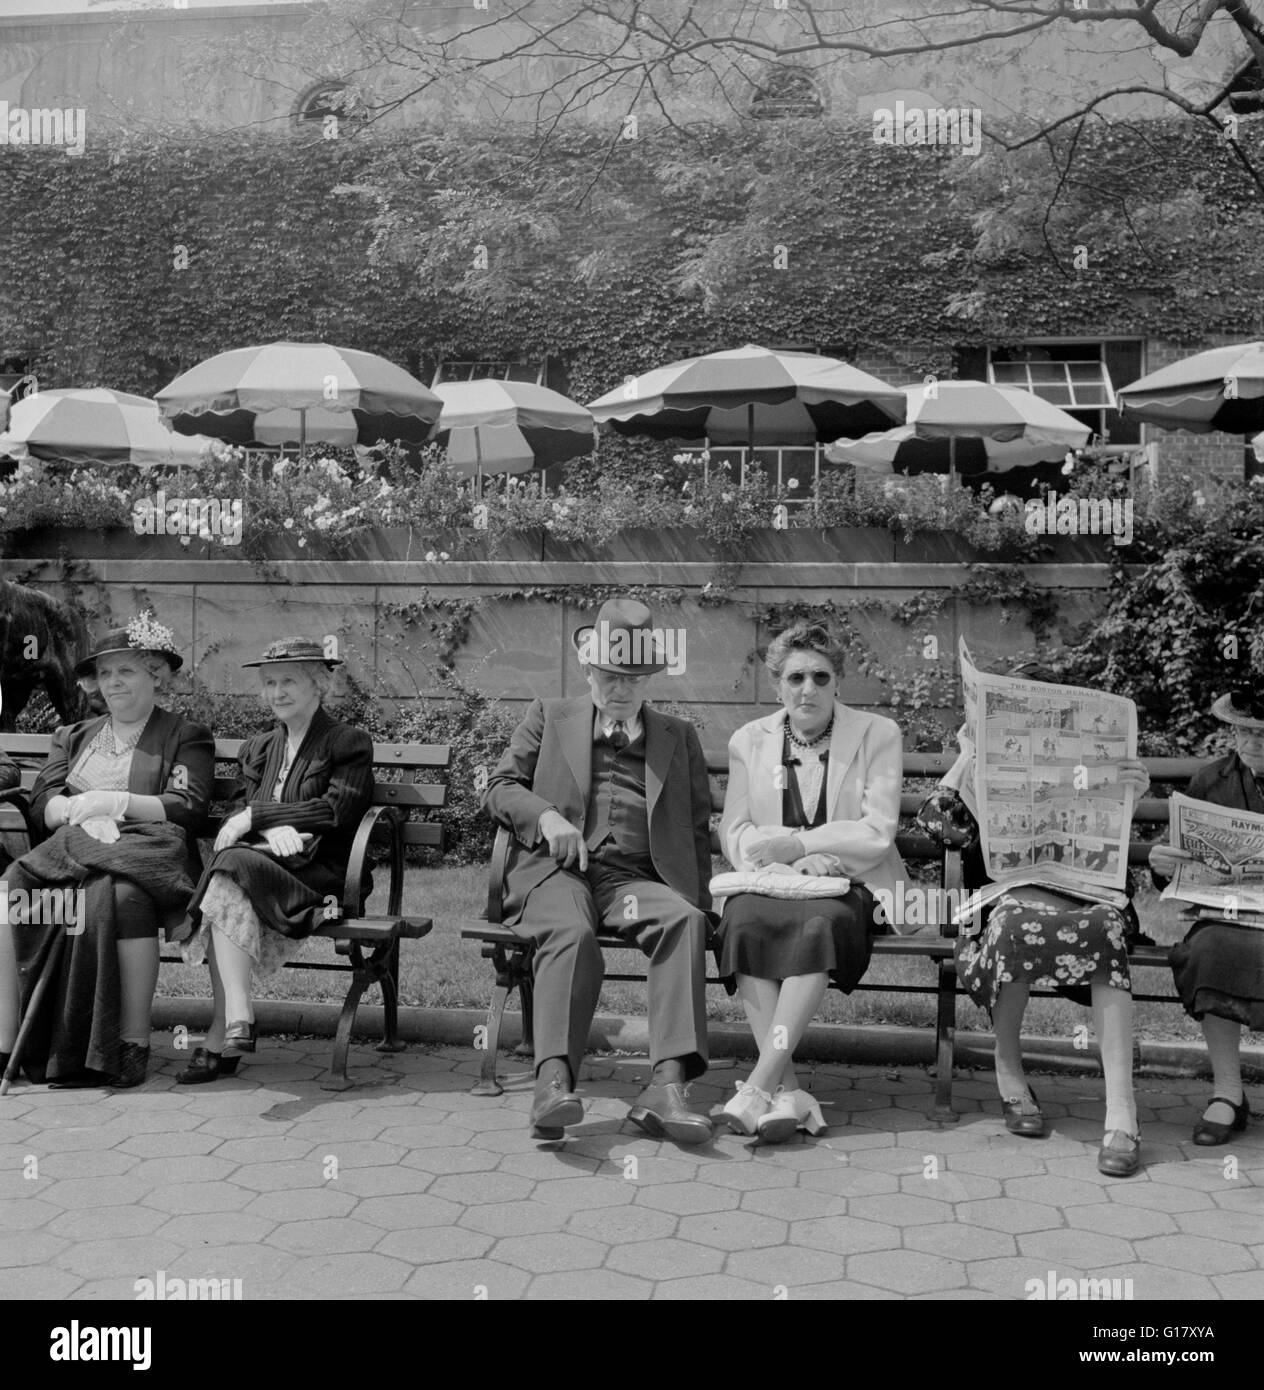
[1210,689,1264,730]
[242,638,343,669]
[74,612,183,676]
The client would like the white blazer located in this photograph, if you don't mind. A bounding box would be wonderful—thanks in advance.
[721,702,907,902]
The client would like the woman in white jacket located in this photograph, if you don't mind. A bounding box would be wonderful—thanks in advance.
[718,622,906,1142]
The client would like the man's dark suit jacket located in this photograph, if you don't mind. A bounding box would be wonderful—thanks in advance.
[482,696,714,923]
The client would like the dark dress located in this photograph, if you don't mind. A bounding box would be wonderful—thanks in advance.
[917,788,1141,1011]
[716,728,879,992]
[1163,753,1264,1030]
[178,706,374,943]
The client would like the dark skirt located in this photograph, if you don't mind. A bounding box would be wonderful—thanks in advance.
[715,885,879,993]
[956,887,1132,1012]
[182,845,347,941]
[1170,920,1264,1030]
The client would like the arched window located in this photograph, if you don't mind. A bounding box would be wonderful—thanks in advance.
[750,67,825,120]
[294,81,368,132]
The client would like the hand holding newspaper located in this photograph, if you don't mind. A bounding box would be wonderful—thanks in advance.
[950,640,1138,928]
[1159,793,1264,927]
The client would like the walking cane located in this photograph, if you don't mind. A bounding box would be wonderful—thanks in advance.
[0,918,66,1096]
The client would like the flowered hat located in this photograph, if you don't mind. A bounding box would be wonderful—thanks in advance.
[242,638,343,669]
[74,612,183,676]
[1210,689,1264,730]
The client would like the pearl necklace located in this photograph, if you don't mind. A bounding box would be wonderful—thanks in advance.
[788,713,834,751]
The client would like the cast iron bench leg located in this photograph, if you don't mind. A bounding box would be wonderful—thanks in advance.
[516,974,535,1060]
[323,942,368,1092]
[472,942,514,1096]
[931,956,958,1123]
[376,940,406,1054]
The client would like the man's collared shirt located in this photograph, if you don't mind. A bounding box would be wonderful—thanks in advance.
[593,707,643,747]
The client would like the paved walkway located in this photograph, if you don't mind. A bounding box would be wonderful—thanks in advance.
[1,1037,1262,1301]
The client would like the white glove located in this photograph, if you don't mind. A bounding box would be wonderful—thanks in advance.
[261,825,305,858]
[77,815,121,844]
[66,790,129,825]
[795,853,842,877]
[214,809,252,852]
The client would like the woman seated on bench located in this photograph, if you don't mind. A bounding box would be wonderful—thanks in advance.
[718,622,903,1142]
[917,662,1151,1178]
[175,638,373,1084]
[1150,689,1263,1145]
[0,615,213,1088]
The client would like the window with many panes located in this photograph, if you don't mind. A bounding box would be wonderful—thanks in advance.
[980,340,1142,445]
[431,359,547,386]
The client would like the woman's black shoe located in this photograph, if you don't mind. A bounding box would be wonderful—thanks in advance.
[1192,1095,1249,1146]
[176,1047,241,1085]
[111,1043,150,1089]
[222,1020,257,1056]
[49,1068,112,1089]
[1001,1088,1047,1138]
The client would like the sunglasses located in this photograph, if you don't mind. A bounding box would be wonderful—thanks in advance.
[784,670,833,688]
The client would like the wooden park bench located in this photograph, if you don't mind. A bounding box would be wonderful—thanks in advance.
[459,751,1203,1122]
[0,732,450,1090]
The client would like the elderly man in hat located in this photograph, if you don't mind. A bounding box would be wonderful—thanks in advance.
[482,597,714,1143]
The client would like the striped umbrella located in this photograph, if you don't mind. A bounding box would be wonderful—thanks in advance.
[0,388,214,466]
[1118,342,1264,434]
[432,380,595,483]
[587,343,906,447]
[155,343,442,452]
[824,380,1090,476]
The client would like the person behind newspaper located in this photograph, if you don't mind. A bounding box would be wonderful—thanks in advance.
[1149,689,1264,1145]
[916,662,1152,1178]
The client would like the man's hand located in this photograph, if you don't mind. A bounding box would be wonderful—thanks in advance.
[794,853,842,877]
[749,833,805,868]
[215,809,252,852]
[1149,845,1187,879]
[537,809,588,872]
[261,825,305,858]
[1116,759,1151,795]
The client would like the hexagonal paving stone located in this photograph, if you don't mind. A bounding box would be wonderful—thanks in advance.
[227,1159,330,1194]
[30,1149,139,1180]
[55,1235,185,1280]
[789,1215,898,1257]
[1107,1182,1214,1213]
[847,1194,950,1227]
[244,1188,357,1223]
[727,1244,848,1289]
[741,1188,850,1222]
[632,1180,740,1216]
[956,1197,1063,1234]
[676,1210,787,1252]
[530,1176,638,1212]
[212,1137,320,1166]
[457,1201,567,1239]
[47,1205,169,1240]
[0,1197,61,1231]
[1175,1208,1264,1245]
[899,1171,1002,1202]
[946,1150,1051,1179]
[267,1218,383,1256]
[1005,1175,1108,1208]
[905,1221,1017,1261]
[403,1258,531,1300]
[607,1237,723,1281]
[380,1123,477,1150]
[527,1269,653,1299]
[117,1131,226,1158]
[650,1273,777,1300]
[1213,1270,1264,1299]
[797,1166,901,1198]
[1017,1228,1136,1269]
[793,1279,903,1299]
[143,1182,257,1216]
[1093,1261,1218,1300]
[0,1265,83,1298]
[158,1212,279,1247]
[967,1255,1088,1299]
[1064,1202,1176,1239]
[492,1232,607,1274]
[0,1229,69,1268]
[353,1193,466,1230]
[375,1225,494,1265]
[565,1205,678,1245]
[387,1147,497,1177]
[42,1175,153,1210]
[301,1140,409,1169]
[1129,1233,1254,1275]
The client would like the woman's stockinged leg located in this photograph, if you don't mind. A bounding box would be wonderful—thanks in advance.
[736,973,781,1092]
[203,933,228,1053]
[117,937,160,1046]
[1092,981,1137,1136]
[0,923,18,1052]
[990,982,1032,1101]
[747,972,829,1094]
[210,926,255,1025]
[1201,1013,1244,1123]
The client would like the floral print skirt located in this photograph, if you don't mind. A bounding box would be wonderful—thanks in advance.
[956,887,1132,1013]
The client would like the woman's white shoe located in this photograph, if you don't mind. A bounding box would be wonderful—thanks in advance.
[723,1081,772,1135]
[756,1087,828,1143]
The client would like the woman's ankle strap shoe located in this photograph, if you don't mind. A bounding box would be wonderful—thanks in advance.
[222,1020,257,1056]
[1192,1095,1249,1146]
[1097,1130,1141,1177]
[1001,1088,1047,1138]
[176,1047,240,1085]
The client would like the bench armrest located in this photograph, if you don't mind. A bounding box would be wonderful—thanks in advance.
[0,786,39,848]
[342,804,403,921]
[486,826,512,925]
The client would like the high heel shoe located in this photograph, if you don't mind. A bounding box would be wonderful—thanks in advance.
[757,1088,828,1144]
[722,1081,772,1136]
[222,1020,257,1056]
[1097,1129,1141,1178]
[1001,1087,1047,1138]
[176,1048,242,1086]
[1192,1095,1249,1146]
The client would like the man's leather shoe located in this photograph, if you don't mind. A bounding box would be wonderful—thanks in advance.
[529,1074,583,1139]
[628,1083,713,1146]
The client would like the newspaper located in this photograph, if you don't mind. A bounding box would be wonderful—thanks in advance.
[952,639,1137,925]
[1159,793,1264,927]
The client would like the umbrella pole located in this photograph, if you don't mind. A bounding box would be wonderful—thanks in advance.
[948,435,955,487]
[747,402,754,484]
[299,408,307,463]
[476,431,483,500]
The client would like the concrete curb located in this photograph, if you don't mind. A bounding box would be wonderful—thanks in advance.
[151,997,1264,1080]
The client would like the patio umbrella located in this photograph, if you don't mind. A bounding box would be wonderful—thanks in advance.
[155,343,443,452]
[586,344,906,449]
[824,380,1091,477]
[0,388,214,466]
[432,380,595,487]
[1117,342,1264,434]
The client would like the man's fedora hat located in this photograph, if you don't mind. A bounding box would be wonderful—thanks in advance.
[572,597,668,675]
[75,612,183,677]
[242,638,343,669]
[1210,689,1264,730]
